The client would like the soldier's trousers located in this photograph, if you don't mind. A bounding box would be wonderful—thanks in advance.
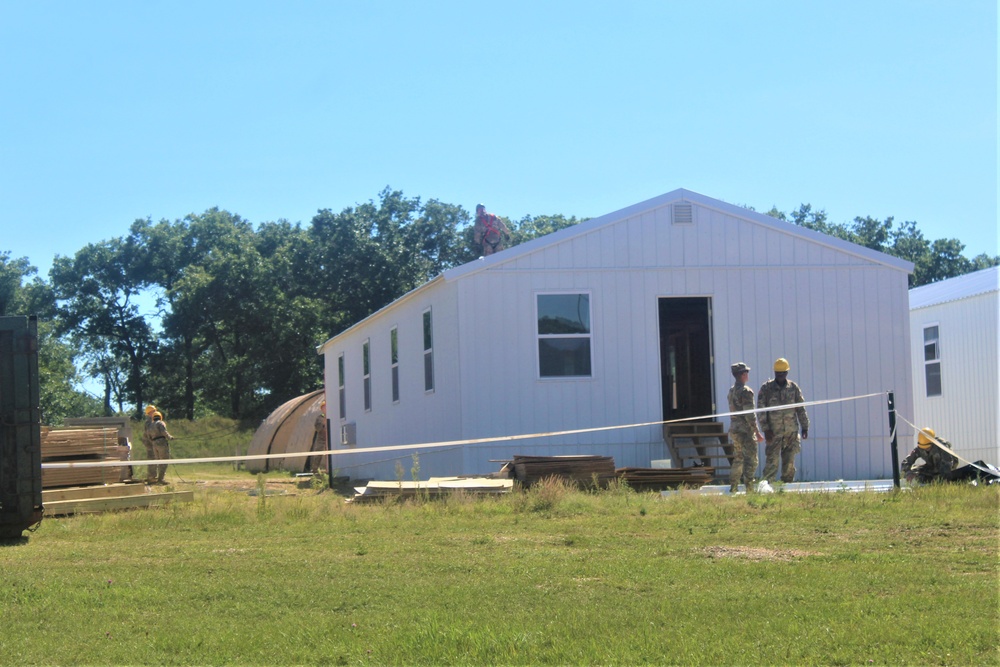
[729,431,758,491]
[763,432,801,483]
[152,441,170,482]
[144,442,156,481]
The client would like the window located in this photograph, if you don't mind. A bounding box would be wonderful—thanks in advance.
[423,309,434,392]
[923,325,941,397]
[362,340,372,411]
[390,326,399,403]
[337,353,346,419]
[537,293,592,378]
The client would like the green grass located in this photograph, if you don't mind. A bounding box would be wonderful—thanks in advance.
[2,477,997,666]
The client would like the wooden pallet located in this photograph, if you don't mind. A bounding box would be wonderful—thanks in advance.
[664,422,733,480]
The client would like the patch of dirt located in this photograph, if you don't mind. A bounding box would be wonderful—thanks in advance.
[193,478,299,492]
[700,545,822,562]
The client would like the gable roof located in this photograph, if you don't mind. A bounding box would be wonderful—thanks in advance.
[909,266,999,310]
[443,188,914,280]
[318,187,914,352]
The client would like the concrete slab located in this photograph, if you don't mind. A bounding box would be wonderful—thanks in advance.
[661,479,900,497]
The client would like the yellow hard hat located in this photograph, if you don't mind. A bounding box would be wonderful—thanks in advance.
[152,411,163,420]
[917,427,935,448]
[774,358,790,372]
[145,405,157,415]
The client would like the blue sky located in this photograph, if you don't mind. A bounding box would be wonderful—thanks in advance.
[2,1,996,278]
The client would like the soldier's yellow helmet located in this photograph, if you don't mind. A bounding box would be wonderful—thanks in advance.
[917,427,935,449]
[145,405,157,415]
[152,411,163,421]
[774,358,790,372]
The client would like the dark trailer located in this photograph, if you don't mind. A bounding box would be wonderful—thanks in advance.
[0,315,43,538]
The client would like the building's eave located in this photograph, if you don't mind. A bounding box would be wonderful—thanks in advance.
[316,275,445,355]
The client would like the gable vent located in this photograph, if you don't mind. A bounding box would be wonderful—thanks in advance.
[672,202,693,225]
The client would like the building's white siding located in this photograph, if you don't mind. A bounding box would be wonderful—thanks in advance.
[318,189,914,481]
[910,286,999,465]
[321,280,466,480]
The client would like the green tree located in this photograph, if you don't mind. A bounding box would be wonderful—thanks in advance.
[49,238,156,417]
[768,205,999,287]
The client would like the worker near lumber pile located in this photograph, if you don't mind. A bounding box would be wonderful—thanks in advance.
[149,411,175,485]
[901,427,958,484]
[757,358,810,484]
[142,405,158,483]
[727,362,764,493]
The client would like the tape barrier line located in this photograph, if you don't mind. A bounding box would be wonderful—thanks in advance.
[42,391,887,470]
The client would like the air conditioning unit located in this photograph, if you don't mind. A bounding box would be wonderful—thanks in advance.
[340,422,357,446]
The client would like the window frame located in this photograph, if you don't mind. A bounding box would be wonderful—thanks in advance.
[337,353,346,420]
[390,326,400,404]
[362,339,372,412]
[535,290,594,380]
[923,323,942,397]
[422,308,434,393]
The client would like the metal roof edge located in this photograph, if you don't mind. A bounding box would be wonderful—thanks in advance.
[909,266,1000,310]
[315,275,446,354]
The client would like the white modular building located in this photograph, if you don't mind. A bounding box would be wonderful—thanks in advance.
[317,188,914,482]
[909,266,999,466]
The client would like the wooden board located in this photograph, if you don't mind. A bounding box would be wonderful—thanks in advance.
[43,491,194,516]
[42,483,146,503]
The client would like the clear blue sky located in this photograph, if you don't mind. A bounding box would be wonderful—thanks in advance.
[2,1,997,278]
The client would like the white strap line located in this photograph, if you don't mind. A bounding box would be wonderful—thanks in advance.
[41,391,887,469]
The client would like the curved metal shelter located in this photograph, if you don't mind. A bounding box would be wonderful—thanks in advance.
[246,390,324,473]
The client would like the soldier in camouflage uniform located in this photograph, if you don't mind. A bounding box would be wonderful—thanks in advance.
[142,405,158,483]
[727,362,764,493]
[901,427,958,483]
[758,358,809,484]
[149,411,174,484]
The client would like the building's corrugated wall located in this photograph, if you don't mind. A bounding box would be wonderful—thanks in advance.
[321,280,466,481]
[910,289,999,465]
[453,200,912,480]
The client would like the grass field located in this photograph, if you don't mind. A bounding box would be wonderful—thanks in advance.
[1,468,997,666]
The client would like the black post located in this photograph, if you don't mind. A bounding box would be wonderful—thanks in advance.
[887,391,900,488]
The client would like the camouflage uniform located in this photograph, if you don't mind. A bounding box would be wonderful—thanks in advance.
[728,378,762,492]
[901,439,958,483]
[150,416,173,483]
[758,378,809,483]
[142,415,158,481]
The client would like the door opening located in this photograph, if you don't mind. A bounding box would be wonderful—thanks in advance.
[658,297,714,423]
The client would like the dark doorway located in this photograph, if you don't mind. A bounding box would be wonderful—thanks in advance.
[659,298,714,422]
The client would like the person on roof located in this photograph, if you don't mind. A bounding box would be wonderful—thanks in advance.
[901,427,958,484]
[473,203,510,256]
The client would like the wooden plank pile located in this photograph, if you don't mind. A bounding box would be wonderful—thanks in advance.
[41,483,193,516]
[41,427,129,488]
[503,454,618,488]
[349,477,514,503]
[616,466,715,491]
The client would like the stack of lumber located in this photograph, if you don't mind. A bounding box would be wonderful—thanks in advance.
[506,454,617,488]
[42,483,194,516]
[616,466,715,491]
[41,427,127,489]
[349,477,514,503]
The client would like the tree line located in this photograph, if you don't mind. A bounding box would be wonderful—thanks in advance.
[1,188,994,425]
